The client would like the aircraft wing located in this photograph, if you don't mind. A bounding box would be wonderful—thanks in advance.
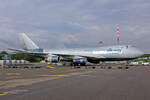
[6,48,48,57]
[6,48,105,59]
[52,53,105,59]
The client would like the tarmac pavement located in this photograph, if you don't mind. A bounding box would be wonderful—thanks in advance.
[0,65,150,100]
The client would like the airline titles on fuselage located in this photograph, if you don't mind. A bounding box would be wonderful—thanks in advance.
[85,48,122,54]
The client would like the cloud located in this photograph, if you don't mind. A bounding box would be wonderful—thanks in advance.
[0,0,150,53]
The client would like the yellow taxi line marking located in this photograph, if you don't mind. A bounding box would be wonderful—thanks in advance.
[39,74,69,77]
[45,66,56,69]
[39,74,70,77]
[0,92,8,96]
[52,74,69,77]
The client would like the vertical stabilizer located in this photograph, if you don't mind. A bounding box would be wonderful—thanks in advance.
[19,33,40,50]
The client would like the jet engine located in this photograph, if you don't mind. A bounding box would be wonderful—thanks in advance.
[47,55,59,63]
[73,57,87,66]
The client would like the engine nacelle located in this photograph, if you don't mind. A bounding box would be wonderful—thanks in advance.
[47,55,59,63]
[73,57,87,64]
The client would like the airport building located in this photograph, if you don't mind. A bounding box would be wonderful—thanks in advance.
[0,54,11,60]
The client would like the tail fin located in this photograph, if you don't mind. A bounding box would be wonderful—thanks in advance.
[19,33,40,50]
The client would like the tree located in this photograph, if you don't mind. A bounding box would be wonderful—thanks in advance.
[10,54,42,62]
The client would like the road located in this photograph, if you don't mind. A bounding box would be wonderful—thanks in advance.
[0,66,150,100]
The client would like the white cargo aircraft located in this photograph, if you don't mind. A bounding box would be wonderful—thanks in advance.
[7,33,144,66]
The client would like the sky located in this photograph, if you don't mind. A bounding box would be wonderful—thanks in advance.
[0,0,150,53]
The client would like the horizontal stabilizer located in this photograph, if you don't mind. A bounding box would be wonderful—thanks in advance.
[6,48,29,53]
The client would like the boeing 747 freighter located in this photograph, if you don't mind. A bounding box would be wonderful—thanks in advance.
[6,33,144,66]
